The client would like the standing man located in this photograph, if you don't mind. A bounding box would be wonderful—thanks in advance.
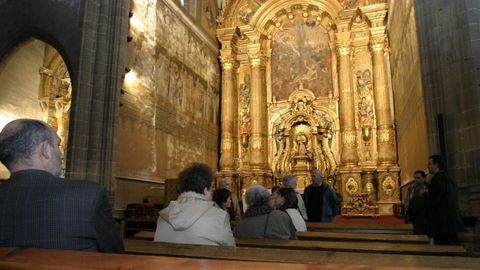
[304,169,339,222]
[427,155,464,245]
[0,119,123,252]
[282,174,308,220]
[406,170,429,235]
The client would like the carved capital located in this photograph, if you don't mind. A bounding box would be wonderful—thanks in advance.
[248,51,266,67]
[336,40,351,56]
[370,35,387,53]
[220,56,234,71]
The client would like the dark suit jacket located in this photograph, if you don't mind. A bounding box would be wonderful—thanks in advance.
[427,171,464,236]
[0,169,124,252]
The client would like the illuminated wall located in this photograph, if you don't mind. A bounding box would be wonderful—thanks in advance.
[115,0,220,207]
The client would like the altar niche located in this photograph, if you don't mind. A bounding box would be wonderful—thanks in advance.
[271,87,337,189]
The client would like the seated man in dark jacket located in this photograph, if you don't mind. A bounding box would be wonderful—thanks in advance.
[0,119,123,252]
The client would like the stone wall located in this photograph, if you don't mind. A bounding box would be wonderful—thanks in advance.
[387,0,429,185]
[415,0,480,216]
[0,39,45,129]
[115,0,220,209]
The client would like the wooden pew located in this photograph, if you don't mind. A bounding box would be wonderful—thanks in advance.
[307,222,413,234]
[131,232,465,256]
[122,239,480,269]
[235,238,466,256]
[297,231,429,244]
[134,230,155,240]
[135,230,429,245]
[0,246,402,270]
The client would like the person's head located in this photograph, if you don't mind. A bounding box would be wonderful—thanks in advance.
[0,119,62,176]
[282,174,297,188]
[245,184,270,207]
[311,169,323,185]
[218,178,232,191]
[414,170,426,183]
[428,155,446,174]
[179,163,215,198]
[213,188,231,210]
[274,187,298,211]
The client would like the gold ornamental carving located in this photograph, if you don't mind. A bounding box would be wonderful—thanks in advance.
[271,87,337,185]
[378,128,391,144]
[220,57,234,71]
[217,0,400,214]
[336,40,351,56]
[342,130,356,145]
[370,36,387,53]
[221,138,233,152]
[251,136,262,151]
[248,52,266,67]
[381,175,397,197]
[345,177,359,195]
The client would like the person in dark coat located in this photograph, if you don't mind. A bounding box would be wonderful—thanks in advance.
[407,170,429,235]
[0,119,124,252]
[426,155,464,245]
[304,169,339,222]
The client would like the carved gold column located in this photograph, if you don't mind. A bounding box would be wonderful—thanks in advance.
[248,50,268,170]
[219,56,236,170]
[370,35,396,165]
[337,40,358,166]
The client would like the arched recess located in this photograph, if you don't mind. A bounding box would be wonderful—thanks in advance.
[0,37,73,175]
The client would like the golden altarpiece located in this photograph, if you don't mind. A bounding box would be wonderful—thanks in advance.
[216,0,400,215]
[38,46,72,174]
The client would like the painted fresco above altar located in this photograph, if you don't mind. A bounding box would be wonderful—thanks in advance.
[271,18,333,101]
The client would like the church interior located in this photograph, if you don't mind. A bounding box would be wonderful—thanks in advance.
[0,0,480,267]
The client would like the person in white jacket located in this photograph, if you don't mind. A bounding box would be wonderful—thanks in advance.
[154,163,235,246]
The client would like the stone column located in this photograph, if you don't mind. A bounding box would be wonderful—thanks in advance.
[248,51,268,170]
[370,35,397,165]
[337,40,358,166]
[219,56,236,170]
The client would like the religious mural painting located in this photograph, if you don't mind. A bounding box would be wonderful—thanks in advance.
[272,18,332,101]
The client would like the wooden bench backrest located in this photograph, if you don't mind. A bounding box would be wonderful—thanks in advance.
[297,231,428,244]
[122,239,478,268]
[306,222,413,234]
[235,238,466,256]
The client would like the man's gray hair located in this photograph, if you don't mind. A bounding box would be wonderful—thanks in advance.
[282,174,296,186]
[0,119,53,169]
[218,178,231,190]
[245,184,270,207]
